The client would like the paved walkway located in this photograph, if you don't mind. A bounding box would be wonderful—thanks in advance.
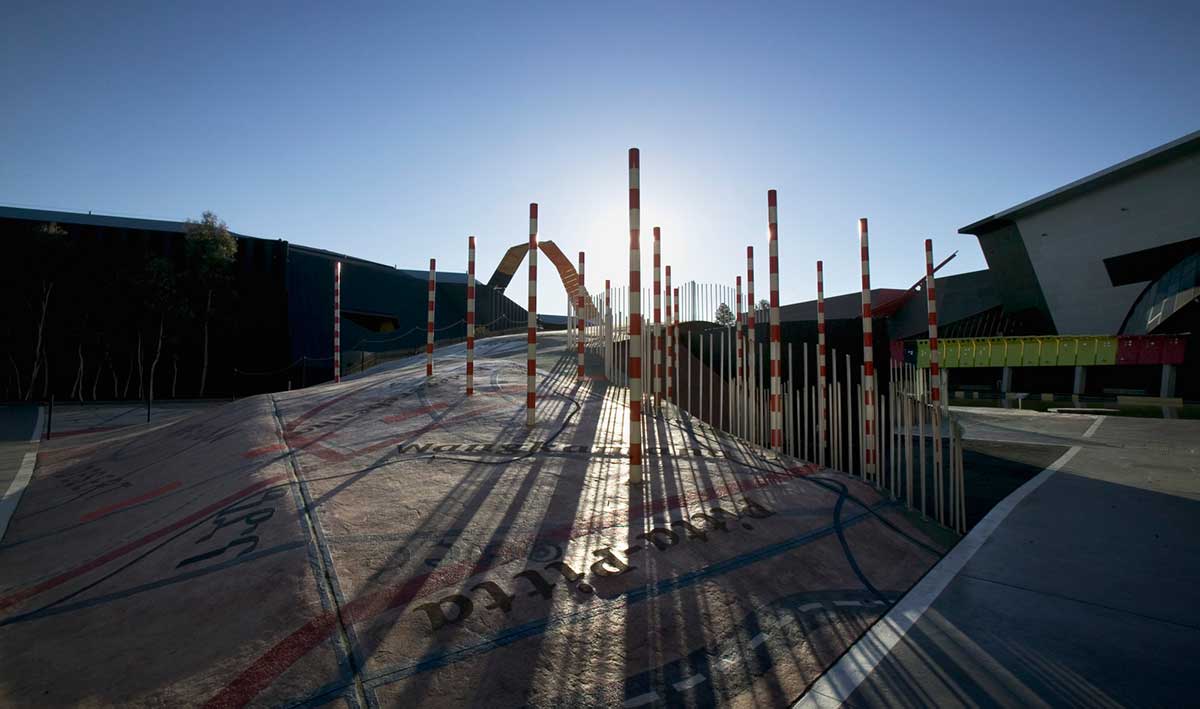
[0,405,42,542]
[797,411,1200,707]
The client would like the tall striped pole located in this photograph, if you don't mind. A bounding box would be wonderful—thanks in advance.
[768,190,783,451]
[577,251,586,379]
[746,246,756,438]
[859,218,876,479]
[817,261,827,467]
[426,258,436,377]
[628,148,643,484]
[665,265,674,401]
[333,261,342,383]
[925,239,944,409]
[653,226,663,407]
[466,238,476,395]
[527,204,538,427]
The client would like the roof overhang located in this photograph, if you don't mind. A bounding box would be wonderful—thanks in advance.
[958,129,1200,236]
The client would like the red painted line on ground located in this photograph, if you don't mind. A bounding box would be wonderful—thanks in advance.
[379,403,449,424]
[203,462,820,707]
[79,481,183,523]
[283,382,377,433]
[0,475,287,613]
[244,429,341,460]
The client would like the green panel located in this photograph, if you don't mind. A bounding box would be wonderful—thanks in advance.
[917,340,930,368]
[1095,337,1118,365]
[1076,337,1097,365]
[1004,337,1024,366]
[959,339,976,367]
[942,339,960,368]
[1039,337,1059,366]
[1057,337,1079,366]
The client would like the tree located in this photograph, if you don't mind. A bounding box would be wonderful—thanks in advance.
[758,298,770,311]
[715,302,735,326]
[22,222,69,399]
[184,212,236,397]
[142,256,186,405]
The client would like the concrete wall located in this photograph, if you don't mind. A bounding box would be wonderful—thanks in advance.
[1012,152,1200,335]
[888,269,1000,341]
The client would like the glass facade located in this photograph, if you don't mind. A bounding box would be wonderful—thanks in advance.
[1122,250,1200,334]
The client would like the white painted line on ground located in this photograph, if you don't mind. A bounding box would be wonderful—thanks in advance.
[0,452,37,542]
[623,691,660,707]
[792,443,1083,708]
[673,674,706,691]
[1082,415,1105,439]
[31,405,45,443]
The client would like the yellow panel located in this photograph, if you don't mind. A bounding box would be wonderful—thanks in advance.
[942,339,960,368]
[1039,337,1059,366]
[959,339,976,367]
[1095,337,1118,365]
[917,340,930,368]
[1021,337,1041,366]
[1057,337,1078,366]
[1077,336,1097,365]
[1002,338,1020,366]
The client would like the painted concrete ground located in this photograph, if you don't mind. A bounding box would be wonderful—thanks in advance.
[0,333,948,707]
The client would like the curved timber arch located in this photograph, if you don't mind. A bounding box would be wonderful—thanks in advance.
[486,240,599,319]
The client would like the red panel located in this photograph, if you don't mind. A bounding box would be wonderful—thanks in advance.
[1137,335,1165,365]
[1164,335,1187,365]
[890,340,903,363]
[1117,336,1143,365]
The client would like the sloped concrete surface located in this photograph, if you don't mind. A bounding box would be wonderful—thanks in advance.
[0,334,948,707]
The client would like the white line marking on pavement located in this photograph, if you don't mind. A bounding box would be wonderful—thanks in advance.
[623,691,660,707]
[1082,416,1104,439]
[673,674,706,691]
[793,443,1083,708]
[0,452,37,542]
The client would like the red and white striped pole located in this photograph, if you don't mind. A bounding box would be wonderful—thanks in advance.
[653,226,662,407]
[577,251,585,379]
[426,258,436,377]
[665,265,674,401]
[628,148,643,484]
[859,218,876,478]
[333,261,342,383]
[466,237,476,395]
[746,246,756,439]
[768,191,783,451]
[817,261,827,466]
[926,239,943,408]
[527,203,538,427]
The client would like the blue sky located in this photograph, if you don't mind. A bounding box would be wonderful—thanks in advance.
[3,1,1198,312]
